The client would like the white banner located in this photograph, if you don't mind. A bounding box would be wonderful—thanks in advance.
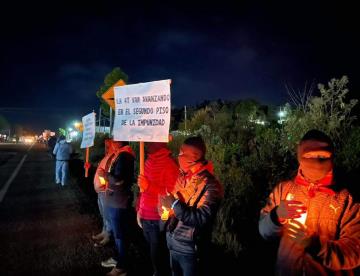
[113,79,171,142]
[80,112,96,148]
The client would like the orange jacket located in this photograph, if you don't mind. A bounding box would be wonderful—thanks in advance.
[94,141,128,193]
[259,179,360,275]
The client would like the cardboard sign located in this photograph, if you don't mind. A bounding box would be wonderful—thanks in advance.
[113,80,171,142]
[80,112,96,149]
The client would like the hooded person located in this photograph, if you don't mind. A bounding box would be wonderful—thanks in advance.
[136,141,179,276]
[160,136,223,276]
[92,139,123,247]
[101,141,136,276]
[259,129,360,275]
[53,135,73,186]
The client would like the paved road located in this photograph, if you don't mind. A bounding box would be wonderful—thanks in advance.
[0,143,30,194]
[0,143,123,275]
[0,143,280,275]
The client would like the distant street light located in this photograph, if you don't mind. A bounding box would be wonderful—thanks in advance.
[278,111,285,118]
[69,130,78,138]
[278,108,287,124]
[73,121,83,132]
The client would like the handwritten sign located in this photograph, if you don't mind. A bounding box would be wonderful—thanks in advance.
[80,112,96,149]
[113,80,171,142]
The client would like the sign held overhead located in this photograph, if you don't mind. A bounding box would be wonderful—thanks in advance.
[80,112,96,149]
[113,79,171,142]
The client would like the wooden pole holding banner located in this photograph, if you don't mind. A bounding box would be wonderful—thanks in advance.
[83,111,95,178]
[85,147,90,177]
[140,141,145,175]
[139,142,145,192]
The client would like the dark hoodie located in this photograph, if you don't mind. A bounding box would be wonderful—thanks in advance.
[104,144,135,208]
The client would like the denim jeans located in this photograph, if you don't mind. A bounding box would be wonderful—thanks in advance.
[97,192,111,233]
[55,160,69,186]
[170,251,197,276]
[105,206,130,270]
[142,219,170,276]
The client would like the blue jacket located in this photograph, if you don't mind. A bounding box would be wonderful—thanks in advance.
[53,140,72,161]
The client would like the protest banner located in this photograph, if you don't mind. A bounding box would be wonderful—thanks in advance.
[80,112,96,177]
[113,79,171,180]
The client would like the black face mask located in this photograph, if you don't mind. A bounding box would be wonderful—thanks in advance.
[299,157,333,182]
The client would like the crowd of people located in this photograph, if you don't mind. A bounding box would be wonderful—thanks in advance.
[90,136,223,276]
[50,130,360,276]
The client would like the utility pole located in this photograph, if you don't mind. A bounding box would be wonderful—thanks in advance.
[98,107,102,132]
[184,105,187,131]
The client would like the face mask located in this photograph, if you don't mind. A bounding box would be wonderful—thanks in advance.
[299,157,333,182]
[178,145,202,173]
[178,155,196,173]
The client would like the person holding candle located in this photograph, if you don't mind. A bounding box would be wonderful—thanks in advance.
[102,141,135,276]
[161,136,224,276]
[136,141,179,276]
[259,129,360,275]
[92,139,114,248]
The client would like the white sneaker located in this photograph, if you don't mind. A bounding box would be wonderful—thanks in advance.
[101,257,117,268]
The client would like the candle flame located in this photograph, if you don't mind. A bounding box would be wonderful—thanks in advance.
[161,206,170,220]
[99,176,106,185]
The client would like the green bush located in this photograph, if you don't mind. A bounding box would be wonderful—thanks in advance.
[174,77,358,257]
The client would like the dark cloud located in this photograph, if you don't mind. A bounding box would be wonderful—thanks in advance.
[0,0,358,132]
[55,63,111,102]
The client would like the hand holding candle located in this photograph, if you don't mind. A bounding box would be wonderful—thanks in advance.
[160,193,176,209]
[160,193,176,221]
[97,168,107,185]
[285,193,308,225]
[276,200,307,221]
[99,176,106,185]
[286,219,314,248]
[161,206,170,221]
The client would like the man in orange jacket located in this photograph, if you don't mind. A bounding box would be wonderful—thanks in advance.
[259,129,360,275]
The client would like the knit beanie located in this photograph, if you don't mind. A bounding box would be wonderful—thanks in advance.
[297,129,334,161]
[297,129,334,182]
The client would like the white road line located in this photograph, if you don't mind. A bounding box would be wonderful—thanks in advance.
[0,145,33,202]
[27,143,35,152]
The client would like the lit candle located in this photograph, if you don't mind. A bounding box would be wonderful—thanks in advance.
[286,193,307,227]
[161,206,170,220]
[295,212,307,226]
[99,176,106,185]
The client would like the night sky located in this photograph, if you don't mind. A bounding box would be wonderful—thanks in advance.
[0,1,358,132]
